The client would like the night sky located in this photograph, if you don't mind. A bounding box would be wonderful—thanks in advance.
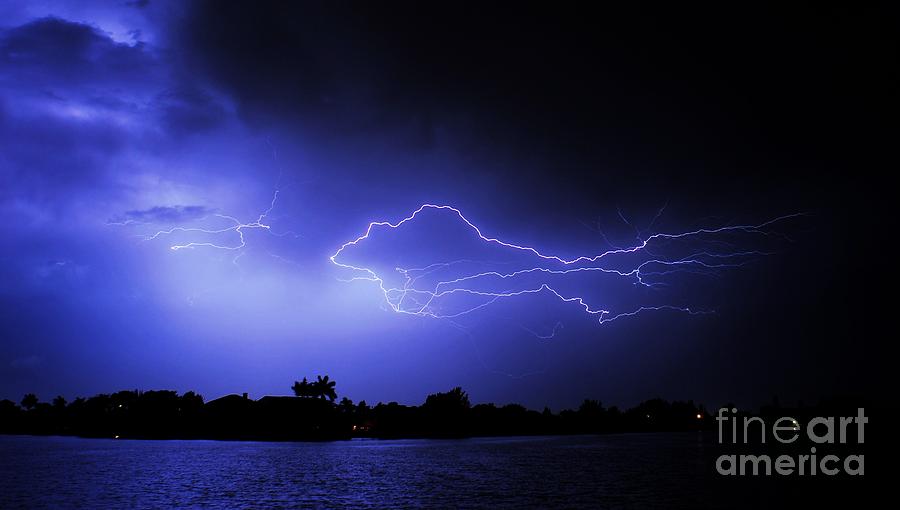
[0,1,892,410]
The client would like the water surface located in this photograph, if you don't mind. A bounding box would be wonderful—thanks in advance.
[0,433,854,508]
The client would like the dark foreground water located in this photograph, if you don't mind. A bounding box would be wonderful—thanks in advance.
[0,433,863,509]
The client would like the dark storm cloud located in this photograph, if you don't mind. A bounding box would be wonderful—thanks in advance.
[119,204,214,224]
[166,0,896,262]
[0,18,152,201]
[153,86,227,135]
[177,2,354,126]
[177,2,893,183]
[0,16,157,86]
[0,15,233,214]
[173,3,686,136]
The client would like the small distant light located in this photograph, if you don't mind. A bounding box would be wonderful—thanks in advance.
[646,414,650,418]
[114,435,119,439]
[696,413,702,419]
[118,404,123,408]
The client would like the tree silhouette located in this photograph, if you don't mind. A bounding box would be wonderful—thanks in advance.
[314,375,337,401]
[20,393,38,410]
[292,375,337,400]
[423,387,470,411]
[292,377,313,398]
[0,383,750,440]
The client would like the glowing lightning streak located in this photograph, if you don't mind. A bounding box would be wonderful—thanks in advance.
[140,190,282,251]
[330,204,802,326]
[115,138,302,260]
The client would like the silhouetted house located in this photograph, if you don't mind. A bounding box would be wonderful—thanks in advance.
[205,393,253,410]
[255,395,347,440]
[202,393,256,439]
[197,394,349,441]
[255,395,303,439]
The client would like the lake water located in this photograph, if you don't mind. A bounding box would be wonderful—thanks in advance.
[0,433,859,508]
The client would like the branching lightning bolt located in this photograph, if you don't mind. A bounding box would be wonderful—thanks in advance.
[110,139,301,266]
[108,188,300,278]
[330,204,803,328]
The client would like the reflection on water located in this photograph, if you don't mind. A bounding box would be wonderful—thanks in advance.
[0,433,856,508]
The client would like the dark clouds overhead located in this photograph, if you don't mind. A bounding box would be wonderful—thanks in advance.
[178,2,895,164]
[0,15,233,214]
[154,86,228,135]
[0,17,157,86]
[172,1,897,231]
[118,204,214,224]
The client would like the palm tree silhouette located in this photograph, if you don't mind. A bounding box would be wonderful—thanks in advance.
[292,375,337,400]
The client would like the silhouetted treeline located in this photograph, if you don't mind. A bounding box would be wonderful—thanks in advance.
[0,387,705,441]
[3,378,858,442]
